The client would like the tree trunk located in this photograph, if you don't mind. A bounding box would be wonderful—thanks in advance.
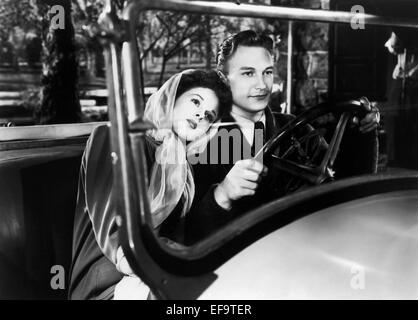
[87,51,95,78]
[158,56,168,88]
[205,16,212,70]
[37,0,82,124]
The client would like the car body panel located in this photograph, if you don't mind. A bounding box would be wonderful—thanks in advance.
[199,190,418,299]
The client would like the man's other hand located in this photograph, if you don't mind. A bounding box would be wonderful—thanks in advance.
[214,159,267,210]
[357,103,380,133]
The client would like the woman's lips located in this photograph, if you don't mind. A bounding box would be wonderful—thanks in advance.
[186,119,197,129]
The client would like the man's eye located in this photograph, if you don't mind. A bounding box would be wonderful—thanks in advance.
[265,70,273,76]
[191,98,200,106]
[242,72,254,77]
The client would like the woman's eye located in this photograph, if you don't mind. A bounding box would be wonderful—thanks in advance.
[191,98,201,106]
[204,110,217,122]
[242,71,254,77]
[265,70,273,76]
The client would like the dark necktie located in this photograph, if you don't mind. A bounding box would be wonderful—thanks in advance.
[252,121,265,157]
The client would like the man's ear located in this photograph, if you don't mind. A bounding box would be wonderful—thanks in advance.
[216,70,229,86]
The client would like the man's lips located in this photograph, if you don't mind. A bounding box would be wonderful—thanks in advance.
[186,119,197,129]
[250,94,269,99]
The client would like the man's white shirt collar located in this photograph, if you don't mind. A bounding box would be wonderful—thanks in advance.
[231,111,266,147]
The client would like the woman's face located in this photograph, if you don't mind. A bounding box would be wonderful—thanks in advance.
[172,87,219,142]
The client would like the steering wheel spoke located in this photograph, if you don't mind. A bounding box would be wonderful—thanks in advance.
[318,111,351,174]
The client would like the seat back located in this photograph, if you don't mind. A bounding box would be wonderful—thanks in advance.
[0,147,83,299]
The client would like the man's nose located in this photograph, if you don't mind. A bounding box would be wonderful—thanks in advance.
[255,74,267,90]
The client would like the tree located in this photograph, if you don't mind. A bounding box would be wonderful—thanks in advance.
[137,11,210,87]
[72,0,105,77]
[1,0,83,124]
[35,0,82,124]
[0,0,41,69]
[136,10,245,101]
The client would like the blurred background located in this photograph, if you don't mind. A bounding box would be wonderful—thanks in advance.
[0,0,417,170]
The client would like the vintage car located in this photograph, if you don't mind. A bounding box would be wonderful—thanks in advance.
[0,0,417,299]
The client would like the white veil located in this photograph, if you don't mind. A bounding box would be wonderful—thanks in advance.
[144,70,213,229]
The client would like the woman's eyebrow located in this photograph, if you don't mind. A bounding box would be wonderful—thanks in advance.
[189,93,204,100]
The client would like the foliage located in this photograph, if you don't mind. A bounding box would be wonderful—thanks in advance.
[72,0,104,49]
[137,11,207,86]
[135,11,270,88]
[1,0,283,123]
[0,0,41,40]
[0,0,42,67]
[20,87,42,115]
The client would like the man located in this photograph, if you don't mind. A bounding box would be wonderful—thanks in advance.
[369,0,418,169]
[185,30,379,243]
[384,30,418,169]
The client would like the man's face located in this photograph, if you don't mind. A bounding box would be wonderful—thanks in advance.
[225,45,274,115]
[384,32,402,55]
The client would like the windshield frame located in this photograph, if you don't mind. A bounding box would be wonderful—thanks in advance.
[99,0,418,299]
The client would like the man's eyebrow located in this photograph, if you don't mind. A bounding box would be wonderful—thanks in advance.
[238,66,274,71]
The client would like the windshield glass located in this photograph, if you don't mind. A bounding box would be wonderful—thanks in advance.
[125,1,417,250]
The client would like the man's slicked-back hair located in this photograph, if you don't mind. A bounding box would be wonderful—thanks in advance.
[216,30,274,74]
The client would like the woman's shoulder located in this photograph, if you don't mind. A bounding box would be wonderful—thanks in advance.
[86,125,158,160]
[83,125,160,177]
[85,124,110,158]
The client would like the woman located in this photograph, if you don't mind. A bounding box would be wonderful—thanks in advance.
[143,69,232,242]
[69,69,232,300]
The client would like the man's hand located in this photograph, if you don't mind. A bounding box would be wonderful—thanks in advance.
[214,159,267,210]
[359,103,380,133]
[353,102,380,133]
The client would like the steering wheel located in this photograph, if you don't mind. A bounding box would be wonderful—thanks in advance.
[259,97,373,186]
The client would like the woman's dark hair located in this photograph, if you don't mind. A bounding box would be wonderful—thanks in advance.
[175,69,232,119]
[217,30,274,74]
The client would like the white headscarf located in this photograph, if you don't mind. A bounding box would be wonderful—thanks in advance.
[143,70,217,228]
